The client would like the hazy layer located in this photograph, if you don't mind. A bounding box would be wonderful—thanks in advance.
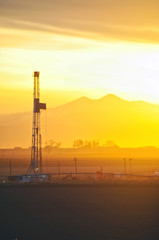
[1,0,159,110]
[1,94,159,148]
[1,0,159,43]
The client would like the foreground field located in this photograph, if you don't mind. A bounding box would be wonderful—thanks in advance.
[0,184,159,240]
[1,158,159,176]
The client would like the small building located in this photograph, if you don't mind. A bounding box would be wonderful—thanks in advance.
[8,174,48,183]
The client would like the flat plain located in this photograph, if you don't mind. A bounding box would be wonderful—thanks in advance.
[0,183,159,240]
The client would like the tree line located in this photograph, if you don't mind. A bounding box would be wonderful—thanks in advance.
[44,139,118,149]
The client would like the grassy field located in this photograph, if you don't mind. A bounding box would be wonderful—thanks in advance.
[1,158,159,176]
[0,184,159,240]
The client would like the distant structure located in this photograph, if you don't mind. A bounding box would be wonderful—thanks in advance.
[27,71,46,174]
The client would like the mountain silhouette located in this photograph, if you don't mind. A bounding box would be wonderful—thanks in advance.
[0,94,159,148]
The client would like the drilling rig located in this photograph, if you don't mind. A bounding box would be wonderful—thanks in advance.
[27,71,46,175]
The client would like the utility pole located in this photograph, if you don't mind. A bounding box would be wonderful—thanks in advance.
[129,158,132,175]
[9,160,12,176]
[124,158,126,175]
[26,71,46,175]
[74,157,78,175]
[58,161,60,179]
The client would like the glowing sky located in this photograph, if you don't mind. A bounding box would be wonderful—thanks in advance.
[1,0,159,114]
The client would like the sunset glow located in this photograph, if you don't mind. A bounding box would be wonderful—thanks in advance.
[1,2,159,240]
[1,0,159,148]
[1,29,159,114]
[1,0,159,115]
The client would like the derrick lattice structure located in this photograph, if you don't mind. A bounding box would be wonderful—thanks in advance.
[27,71,46,174]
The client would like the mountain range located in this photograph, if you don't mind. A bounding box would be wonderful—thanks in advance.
[0,94,159,148]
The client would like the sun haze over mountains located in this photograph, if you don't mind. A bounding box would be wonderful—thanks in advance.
[0,94,159,148]
[0,0,159,149]
[1,0,159,114]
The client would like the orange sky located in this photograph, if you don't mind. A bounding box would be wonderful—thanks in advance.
[0,0,159,114]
